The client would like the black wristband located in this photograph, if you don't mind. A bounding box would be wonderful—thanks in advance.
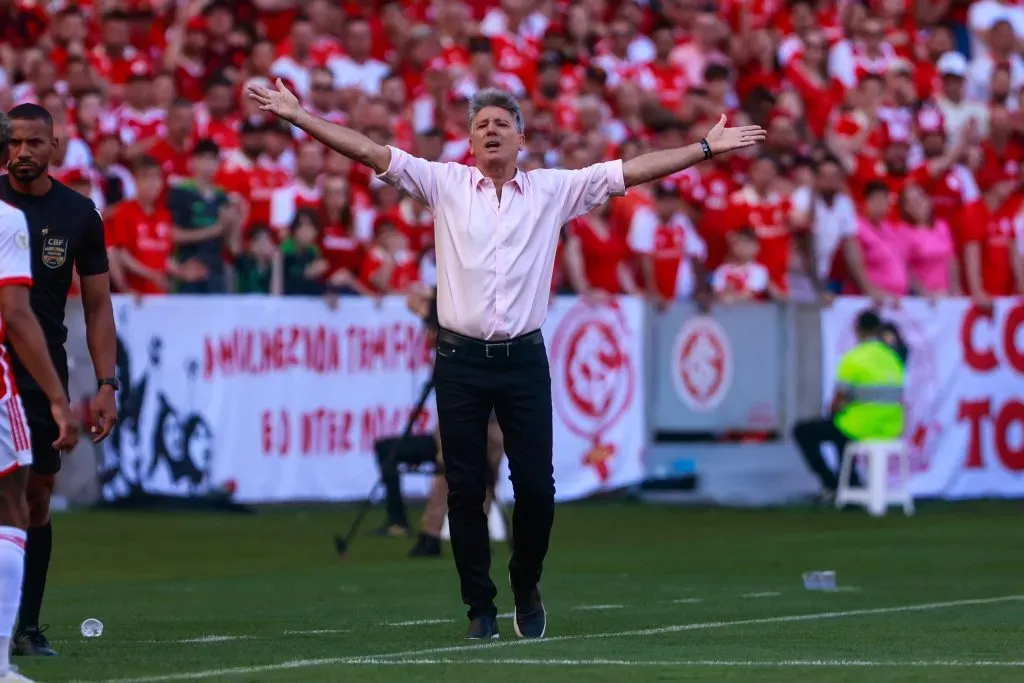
[699,138,713,160]
[98,377,120,391]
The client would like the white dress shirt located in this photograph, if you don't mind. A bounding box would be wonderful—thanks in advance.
[377,146,626,340]
[790,188,858,280]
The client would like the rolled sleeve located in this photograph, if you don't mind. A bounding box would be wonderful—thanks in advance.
[557,159,627,225]
[375,145,440,209]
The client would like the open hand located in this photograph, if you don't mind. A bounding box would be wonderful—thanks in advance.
[704,115,768,156]
[247,78,302,124]
[49,399,80,451]
[91,386,119,443]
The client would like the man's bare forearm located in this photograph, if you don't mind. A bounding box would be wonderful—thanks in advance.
[289,110,391,174]
[81,274,117,380]
[622,144,705,189]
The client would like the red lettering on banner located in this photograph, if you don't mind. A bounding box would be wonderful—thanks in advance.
[204,326,343,377]
[961,306,997,372]
[203,323,433,377]
[958,398,1024,472]
[280,410,290,455]
[261,411,272,454]
[1003,304,1024,373]
[958,399,990,469]
[261,406,427,457]
[960,301,1024,374]
[994,400,1024,471]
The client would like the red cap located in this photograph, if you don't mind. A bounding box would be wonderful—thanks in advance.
[62,168,91,185]
[883,121,913,146]
[917,108,945,135]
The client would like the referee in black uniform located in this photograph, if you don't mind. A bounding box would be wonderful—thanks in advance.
[0,104,118,656]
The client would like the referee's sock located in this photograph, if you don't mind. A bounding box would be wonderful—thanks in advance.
[0,527,26,673]
[17,522,51,631]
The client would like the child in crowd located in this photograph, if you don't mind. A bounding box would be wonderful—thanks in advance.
[281,208,329,296]
[359,217,419,294]
[234,224,282,294]
[712,227,784,302]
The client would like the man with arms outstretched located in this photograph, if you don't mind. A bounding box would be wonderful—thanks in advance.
[250,79,765,640]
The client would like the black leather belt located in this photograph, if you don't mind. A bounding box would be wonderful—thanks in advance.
[437,328,543,359]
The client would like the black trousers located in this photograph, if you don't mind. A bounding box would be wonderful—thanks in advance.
[374,435,438,529]
[792,418,860,490]
[434,331,554,620]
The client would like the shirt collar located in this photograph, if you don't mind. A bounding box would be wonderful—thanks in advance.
[473,166,524,193]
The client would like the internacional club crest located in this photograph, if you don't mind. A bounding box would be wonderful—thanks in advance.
[672,316,733,412]
[550,299,636,481]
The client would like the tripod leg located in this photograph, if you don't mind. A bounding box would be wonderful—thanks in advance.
[335,376,436,555]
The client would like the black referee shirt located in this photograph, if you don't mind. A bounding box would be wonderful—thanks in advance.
[0,175,108,388]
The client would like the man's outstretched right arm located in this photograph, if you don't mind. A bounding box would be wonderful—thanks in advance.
[248,79,391,174]
[289,109,392,174]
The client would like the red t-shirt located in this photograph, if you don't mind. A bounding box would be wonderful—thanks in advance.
[632,62,689,111]
[216,153,289,231]
[108,199,172,294]
[850,156,911,204]
[722,187,796,289]
[359,246,418,293]
[569,216,629,294]
[148,137,194,187]
[977,140,1024,191]
[962,198,1021,296]
[321,224,365,276]
[628,210,706,299]
[784,62,844,140]
[908,165,973,242]
[88,44,150,85]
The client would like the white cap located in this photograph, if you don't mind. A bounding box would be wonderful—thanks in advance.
[937,52,968,78]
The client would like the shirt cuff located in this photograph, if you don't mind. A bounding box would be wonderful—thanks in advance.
[606,159,626,197]
[375,145,405,185]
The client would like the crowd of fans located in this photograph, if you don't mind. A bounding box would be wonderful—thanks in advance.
[2,0,1024,306]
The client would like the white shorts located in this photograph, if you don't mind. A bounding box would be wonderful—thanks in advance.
[0,396,32,477]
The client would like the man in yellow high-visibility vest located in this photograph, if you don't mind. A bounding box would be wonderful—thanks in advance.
[793,310,905,501]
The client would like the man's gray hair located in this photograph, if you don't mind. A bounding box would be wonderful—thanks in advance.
[468,88,525,134]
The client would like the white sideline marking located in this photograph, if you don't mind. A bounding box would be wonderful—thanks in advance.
[384,618,454,627]
[573,604,624,611]
[94,594,1024,683]
[671,598,703,604]
[324,658,1024,668]
[140,635,249,644]
[741,592,781,598]
[283,629,349,635]
[498,612,515,619]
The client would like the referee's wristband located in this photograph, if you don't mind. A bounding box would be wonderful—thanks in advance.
[699,138,713,160]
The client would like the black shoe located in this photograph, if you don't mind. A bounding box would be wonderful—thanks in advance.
[12,625,58,657]
[466,615,499,640]
[409,533,442,557]
[513,585,547,639]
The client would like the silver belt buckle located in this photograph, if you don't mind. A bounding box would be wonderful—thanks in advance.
[485,342,510,359]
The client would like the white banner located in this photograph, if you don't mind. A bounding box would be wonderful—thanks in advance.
[821,297,1024,498]
[99,295,646,504]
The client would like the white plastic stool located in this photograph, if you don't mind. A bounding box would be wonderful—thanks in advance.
[835,440,914,517]
[440,495,508,541]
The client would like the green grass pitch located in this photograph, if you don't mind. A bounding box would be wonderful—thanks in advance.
[18,500,1024,682]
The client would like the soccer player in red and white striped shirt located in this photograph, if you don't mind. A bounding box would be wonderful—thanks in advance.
[0,114,79,683]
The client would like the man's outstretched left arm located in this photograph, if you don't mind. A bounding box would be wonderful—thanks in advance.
[622,115,767,189]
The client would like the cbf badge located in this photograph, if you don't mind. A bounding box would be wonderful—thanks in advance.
[41,229,68,269]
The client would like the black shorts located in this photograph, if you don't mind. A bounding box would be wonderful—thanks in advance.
[20,390,62,475]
